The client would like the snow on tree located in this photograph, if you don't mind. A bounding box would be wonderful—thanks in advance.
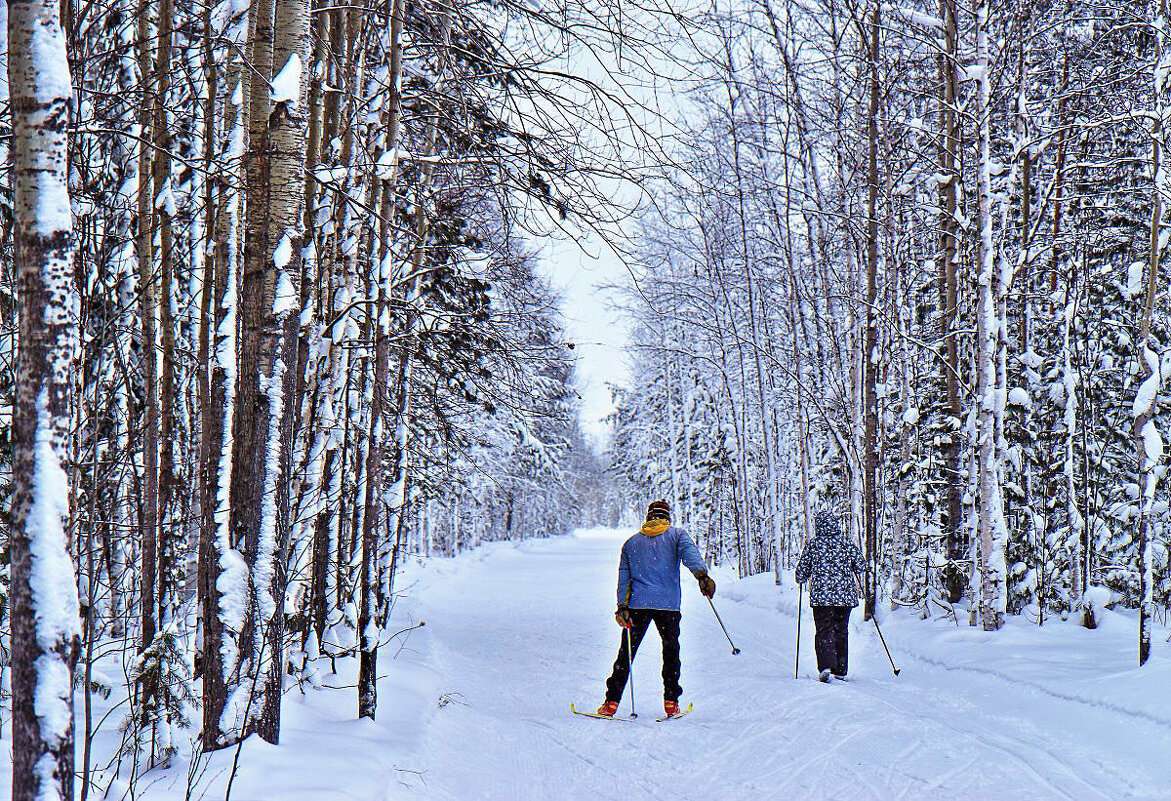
[7,0,83,796]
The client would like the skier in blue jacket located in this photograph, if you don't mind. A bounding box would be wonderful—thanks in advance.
[596,499,715,718]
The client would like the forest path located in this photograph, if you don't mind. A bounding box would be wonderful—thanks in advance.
[393,529,1170,800]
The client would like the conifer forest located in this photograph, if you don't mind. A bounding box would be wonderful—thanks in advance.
[2,0,1171,796]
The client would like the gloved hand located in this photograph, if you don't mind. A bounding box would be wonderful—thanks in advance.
[615,605,633,628]
[696,571,716,599]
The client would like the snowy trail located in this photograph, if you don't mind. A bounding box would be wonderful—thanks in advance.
[390,530,1171,799]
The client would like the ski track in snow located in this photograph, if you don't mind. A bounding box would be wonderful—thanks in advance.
[383,529,1171,800]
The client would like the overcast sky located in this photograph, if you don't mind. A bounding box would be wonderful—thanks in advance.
[540,233,633,450]
[522,8,704,452]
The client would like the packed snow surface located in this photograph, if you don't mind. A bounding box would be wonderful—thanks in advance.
[5,528,1171,799]
[381,530,1171,800]
[243,530,1171,798]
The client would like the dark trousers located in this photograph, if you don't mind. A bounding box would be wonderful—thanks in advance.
[812,606,852,676]
[604,609,682,702]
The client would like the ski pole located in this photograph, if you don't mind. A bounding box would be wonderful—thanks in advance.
[794,583,803,679]
[625,627,638,718]
[707,598,741,655]
[869,608,901,676]
[854,573,901,677]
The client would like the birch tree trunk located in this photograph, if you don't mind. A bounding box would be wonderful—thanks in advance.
[1062,285,1084,620]
[307,6,350,635]
[196,0,218,692]
[225,0,310,745]
[200,0,249,751]
[1135,1,1170,665]
[263,0,311,739]
[8,0,82,795]
[974,0,1007,631]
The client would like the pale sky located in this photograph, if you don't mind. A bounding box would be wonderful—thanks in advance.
[524,8,702,451]
[540,234,633,450]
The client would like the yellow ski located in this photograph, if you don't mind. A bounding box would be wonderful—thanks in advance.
[656,703,693,722]
[570,703,635,721]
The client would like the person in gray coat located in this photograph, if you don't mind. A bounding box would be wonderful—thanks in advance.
[795,510,866,682]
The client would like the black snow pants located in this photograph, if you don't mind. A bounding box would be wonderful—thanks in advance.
[812,605,852,676]
[605,609,682,703]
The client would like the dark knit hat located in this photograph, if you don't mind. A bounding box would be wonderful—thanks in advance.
[646,499,671,522]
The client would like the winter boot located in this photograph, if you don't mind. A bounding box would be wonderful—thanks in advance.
[818,669,833,683]
[663,700,680,718]
[596,701,620,717]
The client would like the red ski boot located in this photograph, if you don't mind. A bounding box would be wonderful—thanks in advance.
[663,701,680,718]
[596,701,619,717]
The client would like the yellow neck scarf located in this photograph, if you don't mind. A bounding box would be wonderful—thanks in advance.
[640,519,670,537]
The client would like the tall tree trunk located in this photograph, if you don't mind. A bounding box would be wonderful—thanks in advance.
[200,0,249,751]
[721,29,781,579]
[305,0,344,649]
[136,0,159,665]
[8,0,82,795]
[862,1,881,619]
[155,0,176,633]
[143,0,177,762]
[937,0,964,603]
[974,0,1007,631]
[1135,0,1169,664]
[360,11,423,707]
[224,0,310,745]
[287,3,328,653]
[267,0,312,740]
[1061,280,1083,618]
[357,178,389,720]
[196,0,219,703]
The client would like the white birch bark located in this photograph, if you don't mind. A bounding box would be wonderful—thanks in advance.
[8,0,82,794]
[974,0,1008,631]
[1136,0,1170,665]
[223,0,310,745]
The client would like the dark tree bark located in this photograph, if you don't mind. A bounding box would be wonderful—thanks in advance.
[862,1,881,620]
[155,0,178,636]
[136,0,159,662]
[936,0,965,604]
[357,179,391,720]
[359,0,406,720]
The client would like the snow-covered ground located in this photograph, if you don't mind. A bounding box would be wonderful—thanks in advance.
[6,527,1171,799]
[382,528,1171,800]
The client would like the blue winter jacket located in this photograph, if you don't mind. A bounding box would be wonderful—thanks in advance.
[617,526,709,611]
